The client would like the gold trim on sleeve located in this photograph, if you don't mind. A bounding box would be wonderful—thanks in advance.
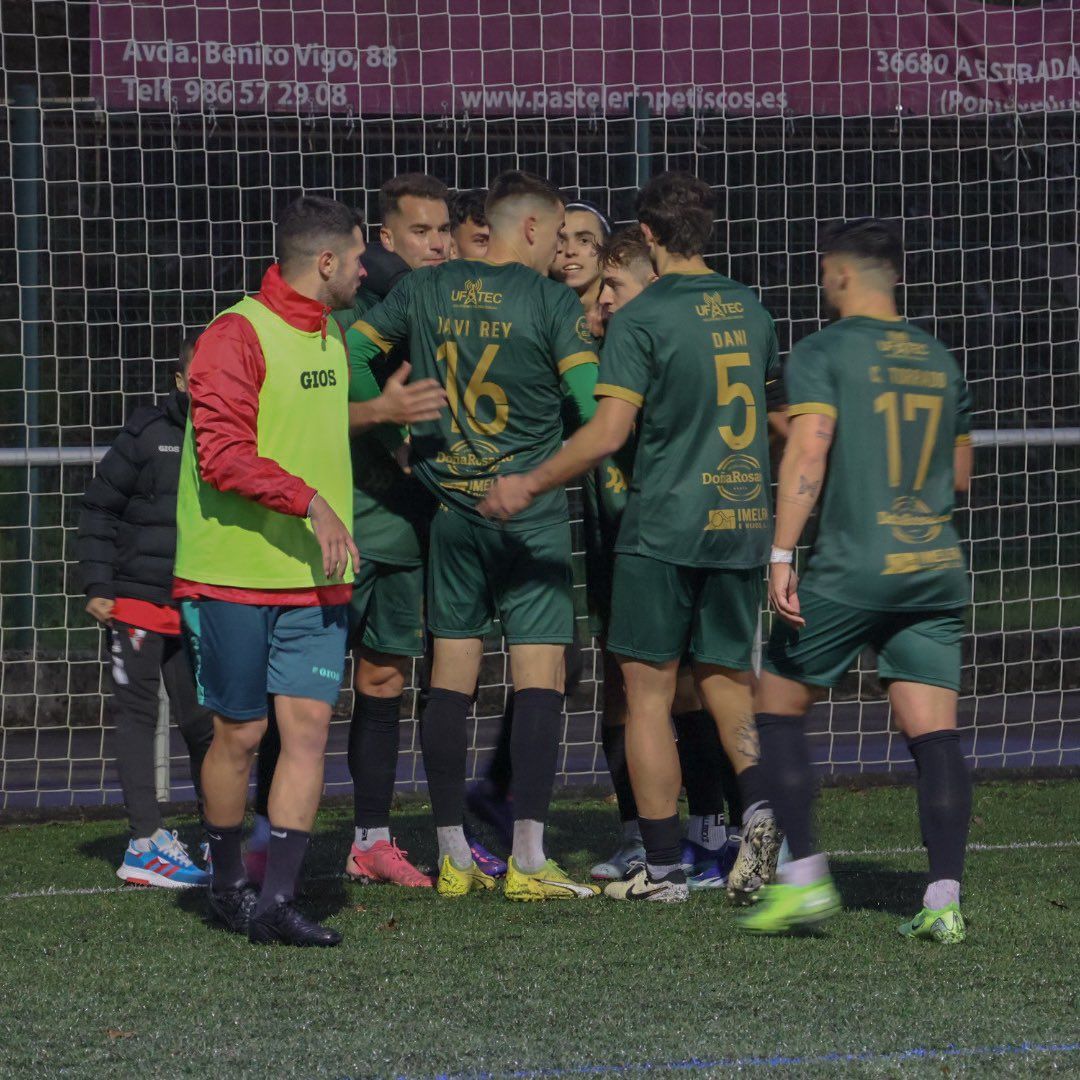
[595,383,645,408]
[557,351,599,375]
[788,401,838,419]
[955,433,972,446]
[350,319,394,353]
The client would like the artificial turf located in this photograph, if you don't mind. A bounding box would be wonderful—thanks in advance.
[0,780,1077,1078]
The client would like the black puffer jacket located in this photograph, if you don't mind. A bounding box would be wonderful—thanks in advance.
[76,389,188,605]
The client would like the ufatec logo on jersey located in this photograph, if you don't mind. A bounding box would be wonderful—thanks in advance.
[575,315,593,343]
[451,279,503,309]
[695,292,745,321]
[876,332,929,360]
[876,495,949,544]
[300,368,338,389]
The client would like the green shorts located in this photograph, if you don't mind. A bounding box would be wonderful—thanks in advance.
[763,589,964,691]
[348,559,426,658]
[606,554,764,669]
[427,507,574,644]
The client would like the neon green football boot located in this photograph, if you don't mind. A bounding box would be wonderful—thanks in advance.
[737,878,841,935]
[899,903,966,944]
[504,858,601,901]
[435,855,496,898]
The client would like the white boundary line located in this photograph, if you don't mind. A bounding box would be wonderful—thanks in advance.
[2,838,1077,902]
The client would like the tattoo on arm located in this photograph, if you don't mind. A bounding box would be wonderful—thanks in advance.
[796,474,822,498]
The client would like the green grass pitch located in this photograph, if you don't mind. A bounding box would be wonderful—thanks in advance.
[0,780,1077,1078]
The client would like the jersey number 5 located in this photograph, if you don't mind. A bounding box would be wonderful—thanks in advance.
[714,351,757,450]
[873,391,942,491]
[436,341,509,436]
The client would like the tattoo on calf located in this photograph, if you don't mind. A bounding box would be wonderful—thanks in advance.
[734,711,761,764]
[797,474,822,498]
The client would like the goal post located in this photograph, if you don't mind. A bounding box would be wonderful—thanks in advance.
[0,0,1077,811]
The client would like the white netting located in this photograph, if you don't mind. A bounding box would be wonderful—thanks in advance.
[1,1,1077,812]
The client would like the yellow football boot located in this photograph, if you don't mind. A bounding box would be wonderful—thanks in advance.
[504,858,601,901]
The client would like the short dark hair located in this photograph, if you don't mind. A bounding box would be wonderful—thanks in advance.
[379,173,449,221]
[635,172,715,257]
[449,188,488,229]
[176,331,201,373]
[486,170,562,216]
[277,196,364,269]
[820,218,903,280]
[600,226,652,271]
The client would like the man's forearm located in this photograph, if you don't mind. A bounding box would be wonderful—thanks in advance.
[773,449,826,550]
[527,420,624,499]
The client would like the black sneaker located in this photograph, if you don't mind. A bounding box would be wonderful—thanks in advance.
[206,884,258,934]
[248,901,342,947]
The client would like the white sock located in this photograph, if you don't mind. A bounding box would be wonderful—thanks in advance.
[621,820,642,844]
[741,800,769,828]
[512,819,546,873]
[923,878,960,910]
[646,862,682,881]
[685,813,726,852]
[130,836,153,853]
[354,826,390,850]
[437,826,473,870]
[248,813,271,852]
[777,852,829,887]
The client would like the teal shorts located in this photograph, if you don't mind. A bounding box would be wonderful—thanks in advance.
[606,554,764,670]
[763,589,965,691]
[349,558,426,658]
[427,507,574,645]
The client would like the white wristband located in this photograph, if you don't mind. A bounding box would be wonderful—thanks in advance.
[770,547,795,564]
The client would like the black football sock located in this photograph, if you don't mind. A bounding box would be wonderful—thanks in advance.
[255,826,310,914]
[253,703,280,820]
[638,814,684,877]
[600,722,639,824]
[736,763,770,826]
[204,822,246,894]
[755,712,816,860]
[486,692,514,801]
[674,709,727,816]
[509,688,563,823]
[717,745,743,830]
[419,688,472,828]
[348,693,402,830]
[908,729,972,884]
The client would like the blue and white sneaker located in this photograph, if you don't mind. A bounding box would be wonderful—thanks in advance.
[681,838,718,876]
[590,840,646,882]
[687,836,741,890]
[116,828,210,889]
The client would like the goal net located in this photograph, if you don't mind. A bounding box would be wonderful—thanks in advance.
[1,0,1077,812]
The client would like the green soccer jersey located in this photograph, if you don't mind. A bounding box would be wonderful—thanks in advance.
[785,316,972,611]
[335,284,433,567]
[349,258,599,530]
[597,271,779,568]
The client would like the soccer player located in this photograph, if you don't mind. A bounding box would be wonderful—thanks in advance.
[247,176,482,888]
[588,228,747,890]
[479,172,780,903]
[175,196,364,947]
[550,200,610,325]
[77,333,213,888]
[740,220,974,941]
[348,170,602,900]
[449,188,490,259]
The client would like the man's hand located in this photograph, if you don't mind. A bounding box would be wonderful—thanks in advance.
[768,562,805,629]
[377,362,447,425]
[477,474,536,522]
[86,597,115,625]
[308,494,360,581]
